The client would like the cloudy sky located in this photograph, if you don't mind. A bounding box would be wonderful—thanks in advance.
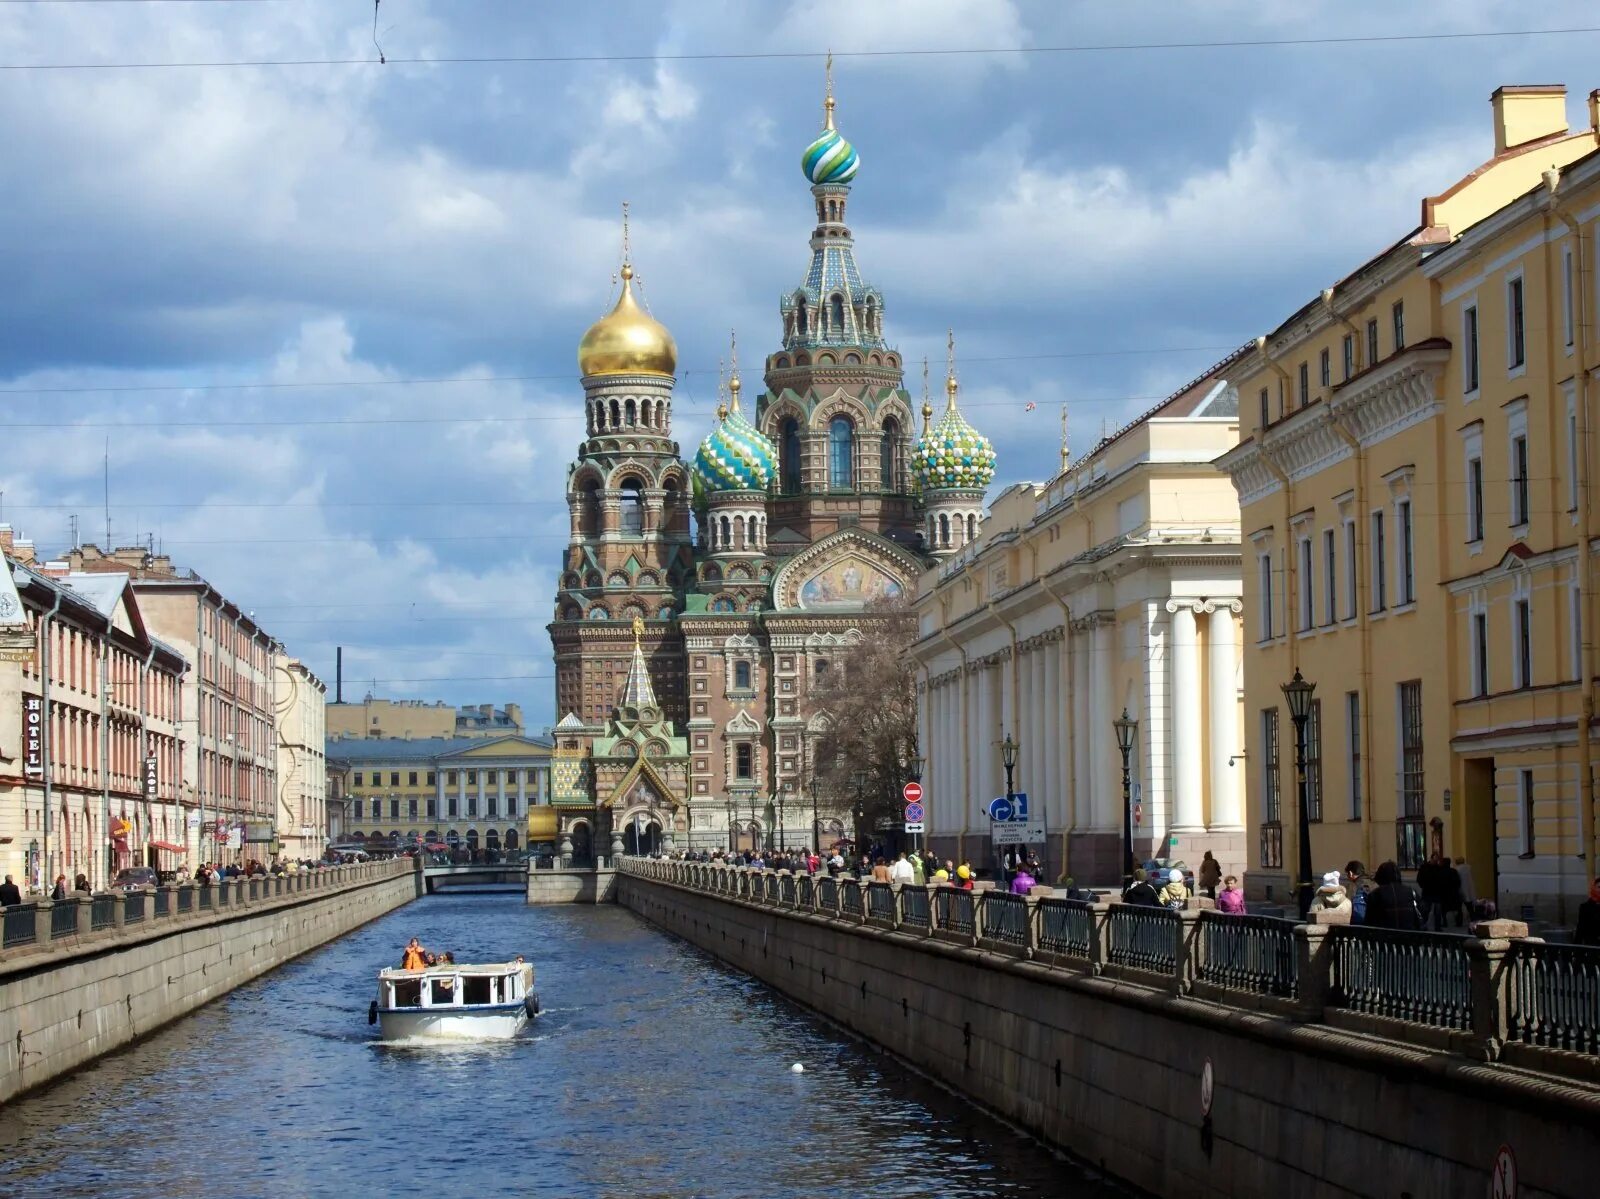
[3,0,1597,729]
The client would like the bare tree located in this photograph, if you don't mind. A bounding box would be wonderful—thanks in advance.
[810,597,919,853]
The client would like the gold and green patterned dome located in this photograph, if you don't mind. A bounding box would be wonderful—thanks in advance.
[914,373,995,492]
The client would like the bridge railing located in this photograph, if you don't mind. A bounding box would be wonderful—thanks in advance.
[616,857,1600,1079]
[0,859,412,964]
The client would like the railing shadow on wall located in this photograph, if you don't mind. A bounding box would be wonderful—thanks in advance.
[616,856,1600,1085]
[0,859,413,964]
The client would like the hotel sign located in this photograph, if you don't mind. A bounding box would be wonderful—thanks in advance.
[23,695,44,778]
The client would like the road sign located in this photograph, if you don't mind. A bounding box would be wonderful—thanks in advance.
[902,781,923,804]
[987,793,1030,822]
[1134,803,1143,825]
[904,801,925,823]
[992,821,1046,846]
[1491,1144,1517,1199]
[904,822,925,834]
[987,796,1013,822]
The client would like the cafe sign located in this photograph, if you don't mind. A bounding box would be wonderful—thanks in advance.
[23,695,44,778]
[143,754,159,799]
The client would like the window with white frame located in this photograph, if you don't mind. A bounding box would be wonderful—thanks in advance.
[1305,698,1323,822]
[1298,362,1309,408]
[1563,246,1575,350]
[1472,608,1489,697]
[1397,499,1414,605]
[1370,510,1387,611]
[1513,595,1532,689]
[1323,528,1338,626]
[1297,536,1314,632]
[1507,273,1526,371]
[1257,551,1275,641]
[1518,768,1535,857]
[1319,347,1331,388]
[1258,387,1270,432]
[1463,303,1480,394]
[1342,333,1354,381]
[1511,439,1530,528]
[1365,318,1379,367]
[1346,690,1362,820]
[1467,454,1485,543]
[1344,519,1358,620]
[1567,384,1579,513]
[1392,300,1405,352]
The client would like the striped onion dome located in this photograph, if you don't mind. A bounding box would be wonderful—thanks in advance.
[693,378,777,494]
[802,125,859,186]
[913,375,996,491]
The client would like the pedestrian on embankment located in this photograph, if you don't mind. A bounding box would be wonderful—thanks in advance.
[1363,861,1422,930]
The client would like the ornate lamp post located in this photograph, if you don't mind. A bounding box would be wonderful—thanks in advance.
[1114,708,1138,888]
[1282,668,1317,919]
[907,748,925,856]
[725,798,734,852]
[777,784,789,853]
[851,769,867,860]
[808,777,821,855]
[749,793,760,854]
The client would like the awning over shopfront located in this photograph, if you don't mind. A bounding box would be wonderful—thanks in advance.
[149,840,187,854]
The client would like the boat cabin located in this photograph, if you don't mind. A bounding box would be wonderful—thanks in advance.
[379,963,532,1011]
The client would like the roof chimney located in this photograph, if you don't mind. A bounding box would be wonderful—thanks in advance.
[1490,84,1568,155]
[1591,88,1599,134]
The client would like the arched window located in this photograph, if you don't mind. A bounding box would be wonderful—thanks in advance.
[967,514,977,543]
[625,397,636,426]
[939,513,951,548]
[865,296,878,335]
[578,478,602,537]
[719,514,732,548]
[829,416,854,489]
[881,417,900,491]
[609,399,621,428]
[796,299,807,335]
[735,743,753,780]
[620,477,644,535]
[829,294,845,333]
[780,418,802,493]
[734,661,752,690]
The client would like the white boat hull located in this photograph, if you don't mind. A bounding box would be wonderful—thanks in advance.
[378,1004,528,1041]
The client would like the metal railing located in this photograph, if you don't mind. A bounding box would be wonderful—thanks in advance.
[90,894,118,932]
[867,883,896,923]
[980,892,1030,946]
[1327,926,1472,1031]
[1196,911,1299,997]
[1035,898,1095,959]
[1506,940,1600,1055]
[177,886,194,913]
[51,902,78,939]
[780,875,797,905]
[934,888,975,936]
[899,886,931,931]
[123,891,147,925]
[3,904,35,948]
[797,876,814,907]
[817,876,839,913]
[1106,905,1180,974]
[840,881,864,918]
[198,885,214,910]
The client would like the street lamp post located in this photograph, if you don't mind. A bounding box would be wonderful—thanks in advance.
[1000,733,1018,874]
[777,785,788,852]
[1114,709,1138,889]
[851,770,867,862]
[725,798,734,852]
[907,749,924,857]
[1282,668,1317,919]
[808,777,820,855]
[749,793,759,854]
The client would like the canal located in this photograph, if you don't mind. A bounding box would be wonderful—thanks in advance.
[0,893,1126,1198]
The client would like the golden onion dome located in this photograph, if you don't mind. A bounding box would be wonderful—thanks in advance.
[577,264,678,379]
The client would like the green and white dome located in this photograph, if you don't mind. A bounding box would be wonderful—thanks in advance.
[913,375,995,492]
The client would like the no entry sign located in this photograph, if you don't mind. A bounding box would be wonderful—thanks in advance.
[902,781,923,804]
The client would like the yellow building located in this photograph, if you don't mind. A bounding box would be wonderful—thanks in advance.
[1217,85,1600,922]
[913,357,1244,883]
[325,697,525,741]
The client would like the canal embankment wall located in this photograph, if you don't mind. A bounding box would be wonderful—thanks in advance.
[526,866,615,905]
[616,861,1600,1199]
[0,859,419,1105]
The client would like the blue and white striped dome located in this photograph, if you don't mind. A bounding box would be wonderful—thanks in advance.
[802,126,859,186]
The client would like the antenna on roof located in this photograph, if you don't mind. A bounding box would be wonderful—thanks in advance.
[103,437,111,548]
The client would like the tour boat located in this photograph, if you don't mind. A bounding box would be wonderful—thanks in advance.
[370,960,539,1040]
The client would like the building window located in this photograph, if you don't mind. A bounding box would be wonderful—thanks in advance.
[1464,305,1480,393]
[448,795,457,818]
[408,771,418,786]
[354,772,363,786]
[407,798,418,820]
[1392,301,1405,351]
[1397,680,1425,868]
[1507,275,1526,370]
[1343,520,1357,623]
[1468,455,1485,542]
[1258,386,1270,431]
[828,417,854,488]
[467,771,477,785]
[735,743,753,780]
[467,795,478,818]
[1258,552,1275,641]
[1319,348,1330,388]
[389,771,400,786]
[1365,318,1378,367]
[1342,334,1354,381]
[1563,247,1576,349]
[1322,528,1337,625]
[1370,511,1386,612]
[1472,610,1490,696]
[734,661,752,690]
[426,798,436,818]
[1397,500,1414,605]
[1511,433,1530,526]
[488,795,498,818]
[389,798,399,819]
[1260,708,1282,869]
[815,658,830,680]
[1346,691,1362,820]
[780,418,802,493]
[1519,769,1536,857]
[370,798,381,819]
[881,417,901,491]
[620,477,644,535]
[1297,537,1314,632]
[427,772,436,786]
[507,795,518,817]
[1568,394,1580,512]
[1514,598,1533,689]
[447,771,457,785]
[1297,362,1309,408]
[1305,698,1323,823]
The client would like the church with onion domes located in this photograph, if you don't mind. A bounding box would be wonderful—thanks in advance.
[546,66,995,861]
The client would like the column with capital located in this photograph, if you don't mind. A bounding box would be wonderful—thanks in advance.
[1207,600,1245,830]
[1167,599,1205,832]
[1088,616,1114,828]
[1071,625,1090,828]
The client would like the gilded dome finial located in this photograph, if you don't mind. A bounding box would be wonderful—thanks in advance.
[1060,403,1070,471]
[824,50,836,131]
[945,328,960,406]
[728,329,742,411]
[576,202,677,378]
[620,199,632,271]
[921,356,933,431]
[715,356,728,421]
[801,53,858,185]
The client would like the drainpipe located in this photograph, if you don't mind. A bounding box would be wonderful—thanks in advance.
[37,583,64,892]
[1040,574,1075,879]
[99,636,111,890]
[1322,287,1367,374]
[1548,169,1599,869]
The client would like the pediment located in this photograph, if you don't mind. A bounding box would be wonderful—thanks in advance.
[601,756,682,810]
[770,529,921,612]
[726,709,762,734]
[443,735,553,759]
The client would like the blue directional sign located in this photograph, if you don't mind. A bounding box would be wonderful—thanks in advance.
[987,793,1030,822]
[987,796,1013,822]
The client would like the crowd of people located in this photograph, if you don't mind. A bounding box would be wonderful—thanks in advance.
[399,937,457,971]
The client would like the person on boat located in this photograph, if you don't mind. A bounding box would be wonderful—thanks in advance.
[400,939,427,971]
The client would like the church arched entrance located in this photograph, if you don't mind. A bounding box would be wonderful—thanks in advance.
[570,822,593,867]
[623,821,663,856]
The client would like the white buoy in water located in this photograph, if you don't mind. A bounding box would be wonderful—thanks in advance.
[790,1062,805,1074]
